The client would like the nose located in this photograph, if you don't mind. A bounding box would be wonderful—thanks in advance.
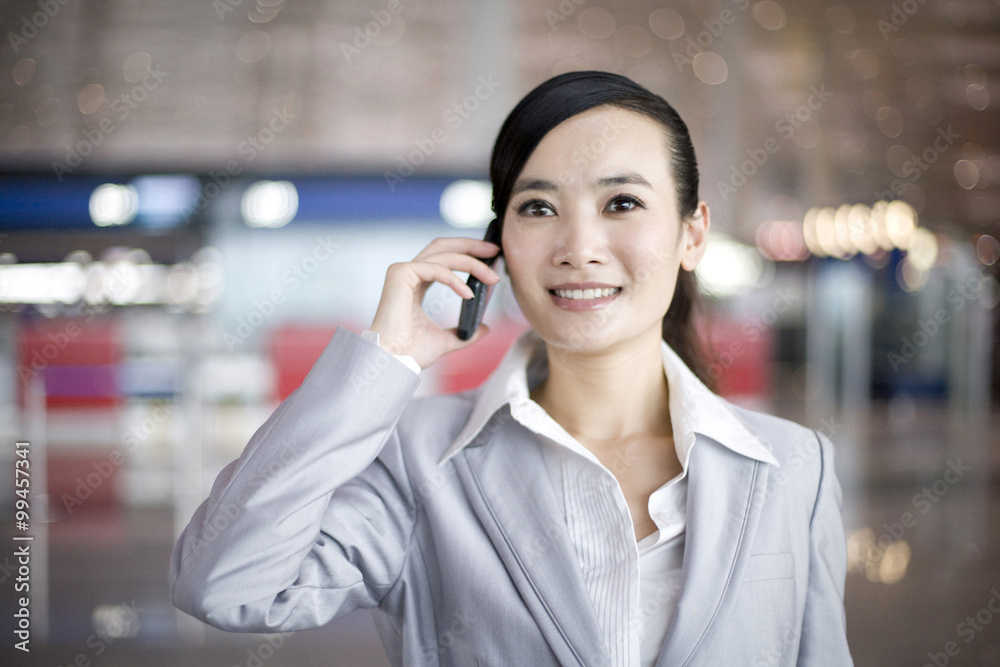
[551,209,609,268]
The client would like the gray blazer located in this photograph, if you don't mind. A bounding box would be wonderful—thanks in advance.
[170,327,853,666]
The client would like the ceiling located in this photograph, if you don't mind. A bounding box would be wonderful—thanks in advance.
[1,0,998,239]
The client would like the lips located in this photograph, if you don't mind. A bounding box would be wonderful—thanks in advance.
[547,282,622,311]
[551,287,620,300]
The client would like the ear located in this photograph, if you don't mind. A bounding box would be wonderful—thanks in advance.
[680,201,710,271]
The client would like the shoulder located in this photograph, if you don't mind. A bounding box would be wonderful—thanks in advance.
[729,404,828,460]
[727,402,837,501]
[393,387,480,462]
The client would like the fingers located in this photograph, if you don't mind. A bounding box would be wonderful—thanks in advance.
[444,323,491,348]
[421,251,502,285]
[410,238,503,293]
[386,261,473,300]
[373,237,500,369]
[414,236,501,262]
[410,261,477,300]
[392,256,499,307]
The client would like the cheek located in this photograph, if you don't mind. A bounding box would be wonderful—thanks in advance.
[620,233,678,279]
[501,230,541,285]
[628,247,684,307]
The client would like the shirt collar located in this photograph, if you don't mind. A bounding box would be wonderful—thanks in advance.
[438,329,779,468]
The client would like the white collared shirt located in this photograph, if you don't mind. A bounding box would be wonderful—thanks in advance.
[366,329,778,666]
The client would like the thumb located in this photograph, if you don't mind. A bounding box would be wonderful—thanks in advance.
[445,323,491,351]
[470,323,491,343]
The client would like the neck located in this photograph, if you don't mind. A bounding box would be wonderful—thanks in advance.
[530,327,672,443]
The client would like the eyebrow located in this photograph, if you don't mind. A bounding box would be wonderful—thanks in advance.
[510,171,653,197]
[596,172,653,189]
[511,178,558,196]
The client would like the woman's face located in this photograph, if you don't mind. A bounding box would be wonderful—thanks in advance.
[501,105,708,354]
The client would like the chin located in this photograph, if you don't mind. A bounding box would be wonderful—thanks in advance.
[532,318,623,354]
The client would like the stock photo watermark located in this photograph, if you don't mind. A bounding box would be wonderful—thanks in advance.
[419,610,472,662]
[873,125,959,201]
[886,268,990,372]
[60,404,175,515]
[563,241,675,350]
[670,0,751,72]
[349,343,401,394]
[233,633,292,667]
[545,0,588,29]
[921,588,1000,667]
[852,458,970,574]
[13,441,33,652]
[555,113,627,187]
[222,234,338,350]
[339,0,404,61]
[47,600,143,665]
[878,0,932,40]
[754,427,830,511]
[716,84,833,201]
[626,577,683,649]
[214,0,286,22]
[7,0,73,53]
[15,306,110,381]
[707,288,798,381]
[186,105,297,220]
[749,623,800,667]
[52,63,169,181]
[16,262,142,383]
[186,439,307,560]
[18,320,82,384]
[751,413,845,514]
[384,75,502,190]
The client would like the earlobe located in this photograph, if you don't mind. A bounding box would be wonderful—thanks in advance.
[680,201,710,272]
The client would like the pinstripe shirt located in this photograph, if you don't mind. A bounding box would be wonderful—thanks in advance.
[373,329,779,666]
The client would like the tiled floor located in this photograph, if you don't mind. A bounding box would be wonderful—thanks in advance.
[4,402,999,666]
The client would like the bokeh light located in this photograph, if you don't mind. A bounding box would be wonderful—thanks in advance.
[885,200,917,249]
[12,58,36,86]
[241,180,298,228]
[439,179,492,229]
[89,184,138,227]
[692,52,728,85]
[976,234,1000,266]
[648,8,684,40]
[123,52,153,83]
[578,7,616,39]
[752,1,787,31]
[78,84,106,115]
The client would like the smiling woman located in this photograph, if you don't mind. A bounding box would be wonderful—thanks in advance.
[499,103,707,551]
[170,71,854,666]
[500,106,705,358]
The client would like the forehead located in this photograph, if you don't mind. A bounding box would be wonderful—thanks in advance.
[518,105,670,181]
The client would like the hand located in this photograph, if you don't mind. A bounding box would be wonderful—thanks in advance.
[369,237,501,369]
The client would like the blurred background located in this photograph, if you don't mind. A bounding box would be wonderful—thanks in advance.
[1,0,998,665]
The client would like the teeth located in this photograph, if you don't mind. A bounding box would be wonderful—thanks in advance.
[553,287,619,300]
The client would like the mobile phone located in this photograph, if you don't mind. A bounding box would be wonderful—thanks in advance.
[457,218,502,341]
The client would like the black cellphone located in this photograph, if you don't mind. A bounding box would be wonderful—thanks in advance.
[456,218,502,341]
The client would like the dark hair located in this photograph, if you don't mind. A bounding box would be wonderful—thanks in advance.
[489,70,712,387]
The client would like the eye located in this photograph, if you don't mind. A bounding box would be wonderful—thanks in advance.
[605,194,644,213]
[517,199,555,217]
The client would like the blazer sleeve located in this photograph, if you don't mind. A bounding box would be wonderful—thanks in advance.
[169,326,422,632]
[796,430,854,665]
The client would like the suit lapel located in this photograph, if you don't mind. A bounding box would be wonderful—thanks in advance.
[453,410,610,667]
[656,434,770,666]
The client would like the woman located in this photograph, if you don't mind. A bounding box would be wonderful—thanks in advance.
[171,71,853,666]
